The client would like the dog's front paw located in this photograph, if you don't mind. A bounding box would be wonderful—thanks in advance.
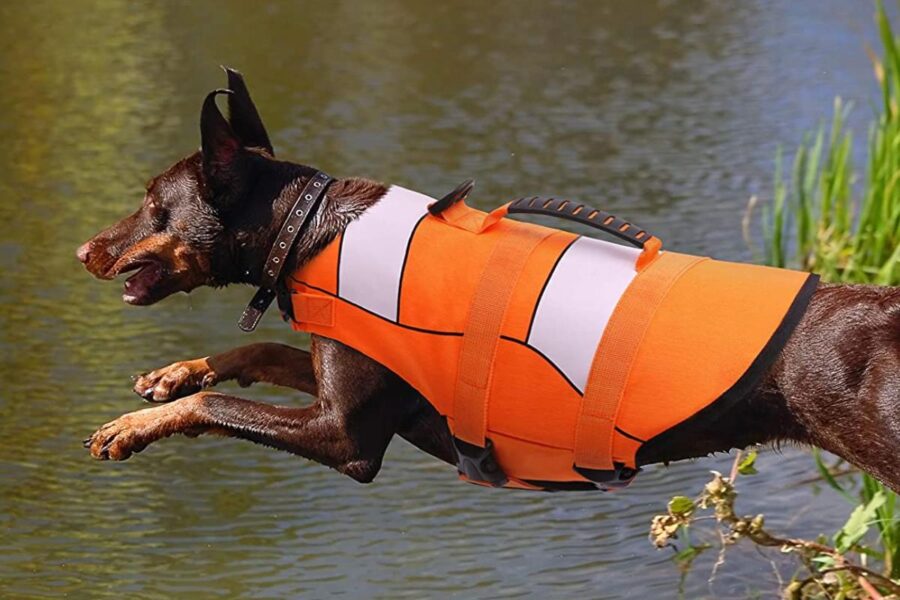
[84,406,179,461]
[133,358,216,403]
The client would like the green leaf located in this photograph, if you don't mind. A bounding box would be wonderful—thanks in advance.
[833,490,887,553]
[813,449,856,503]
[674,546,701,563]
[673,543,709,570]
[811,554,837,570]
[737,450,759,476]
[668,496,695,517]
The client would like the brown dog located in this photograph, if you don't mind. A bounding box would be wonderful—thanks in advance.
[79,69,900,492]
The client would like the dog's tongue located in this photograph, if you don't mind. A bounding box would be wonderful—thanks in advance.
[123,263,162,304]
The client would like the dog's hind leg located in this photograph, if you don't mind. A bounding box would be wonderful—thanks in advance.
[133,342,317,402]
[396,397,456,466]
[776,284,900,493]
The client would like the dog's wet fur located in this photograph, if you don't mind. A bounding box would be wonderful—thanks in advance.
[79,68,900,491]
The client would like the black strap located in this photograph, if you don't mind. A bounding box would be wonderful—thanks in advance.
[508,197,652,249]
[238,171,333,332]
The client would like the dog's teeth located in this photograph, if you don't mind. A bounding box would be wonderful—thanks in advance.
[124,280,131,289]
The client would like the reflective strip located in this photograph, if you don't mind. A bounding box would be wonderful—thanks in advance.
[527,237,640,393]
[338,186,433,321]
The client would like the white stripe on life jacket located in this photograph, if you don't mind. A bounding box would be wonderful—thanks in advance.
[338,186,433,321]
[527,236,640,393]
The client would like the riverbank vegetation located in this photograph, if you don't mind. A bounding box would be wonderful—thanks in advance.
[653,2,900,597]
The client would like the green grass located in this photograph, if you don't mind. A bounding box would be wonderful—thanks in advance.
[754,0,900,582]
[757,3,900,284]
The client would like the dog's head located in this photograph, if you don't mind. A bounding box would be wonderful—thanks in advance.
[77,68,280,305]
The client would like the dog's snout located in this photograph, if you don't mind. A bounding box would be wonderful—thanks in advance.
[76,241,93,264]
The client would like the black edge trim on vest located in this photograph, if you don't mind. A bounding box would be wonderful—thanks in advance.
[635,273,820,465]
[395,213,429,323]
[525,235,581,344]
[615,426,646,444]
[520,479,599,492]
[499,335,583,396]
[289,276,464,337]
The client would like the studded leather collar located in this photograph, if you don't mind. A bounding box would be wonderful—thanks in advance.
[238,170,333,332]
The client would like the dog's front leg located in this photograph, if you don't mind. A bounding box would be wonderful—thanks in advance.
[89,337,415,483]
[86,391,387,482]
[133,342,317,402]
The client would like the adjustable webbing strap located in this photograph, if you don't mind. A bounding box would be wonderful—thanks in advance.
[573,252,705,475]
[453,226,555,484]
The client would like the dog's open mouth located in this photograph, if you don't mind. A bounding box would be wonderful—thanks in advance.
[117,260,164,305]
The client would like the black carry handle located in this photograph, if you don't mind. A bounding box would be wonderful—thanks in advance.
[508,197,653,249]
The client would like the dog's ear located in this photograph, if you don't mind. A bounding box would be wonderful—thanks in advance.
[223,67,274,155]
[200,89,243,199]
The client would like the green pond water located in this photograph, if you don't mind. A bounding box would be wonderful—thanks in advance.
[0,1,884,597]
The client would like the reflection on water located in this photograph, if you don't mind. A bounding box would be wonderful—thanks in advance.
[0,1,880,597]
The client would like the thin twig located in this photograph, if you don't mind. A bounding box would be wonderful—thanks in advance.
[729,450,743,483]
[858,574,884,600]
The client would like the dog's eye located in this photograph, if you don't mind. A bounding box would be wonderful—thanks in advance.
[145,195,162,212]
[144,196,168,226]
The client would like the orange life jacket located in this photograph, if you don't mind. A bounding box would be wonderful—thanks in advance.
[287,186,817,491]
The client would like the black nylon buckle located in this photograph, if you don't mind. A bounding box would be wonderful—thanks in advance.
[573,463,640,490]
[453,437,508,487]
